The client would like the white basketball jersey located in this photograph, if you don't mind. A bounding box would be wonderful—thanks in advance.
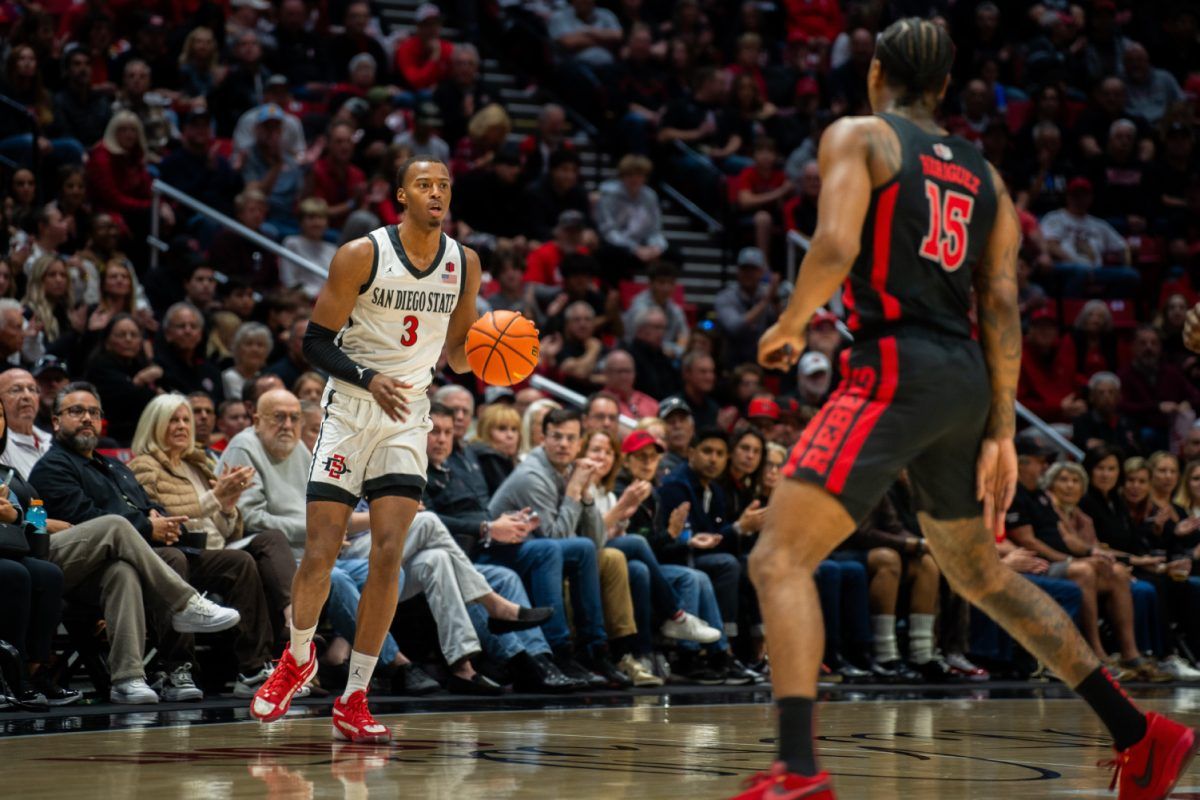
[330,226,464,400]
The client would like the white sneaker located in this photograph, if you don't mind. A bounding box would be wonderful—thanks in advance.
[151,663,204,702]
[1159,654,1200,682]
[234,663,274,698]
[659,611,721,644]
[111,677,160,704]
[618,653,664,687]
[172,593,241,633]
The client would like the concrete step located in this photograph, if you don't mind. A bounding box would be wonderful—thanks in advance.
[680,245,722,259]
[664,229,714,244]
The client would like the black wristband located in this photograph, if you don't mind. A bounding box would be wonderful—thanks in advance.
[303,321,377,392]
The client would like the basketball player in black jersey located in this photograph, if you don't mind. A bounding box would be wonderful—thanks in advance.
[730,19,1195,800]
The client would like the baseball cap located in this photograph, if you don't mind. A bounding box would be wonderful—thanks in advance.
[778,397,802,418]
[484,386,515,405]
[1029,306,1057,325]
[794,76,820,98]
[747,397,780,420]
[256,103,285,125]
[33,355,68,380]
[799,351,831,376]
[658,396,692,420]
[556,209,585,230]
[1016,437,1054,460]
[621,429,665,455]
[415,2,442,22]
[231,0,271,9]
[1066,176,1093,194]
[811,309,839,327]
[265,74,290,89]
[416,101,443,126]
[737,247,766,269]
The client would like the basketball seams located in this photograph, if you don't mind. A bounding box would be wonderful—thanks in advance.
[467,310,539,386]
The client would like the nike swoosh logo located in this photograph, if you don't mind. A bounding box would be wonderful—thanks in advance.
[1133,741,1156,788]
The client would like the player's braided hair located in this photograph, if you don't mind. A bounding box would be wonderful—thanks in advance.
[875,17,955,107]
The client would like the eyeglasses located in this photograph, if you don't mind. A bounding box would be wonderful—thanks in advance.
[61,405,103,419]
[267,412,302,426]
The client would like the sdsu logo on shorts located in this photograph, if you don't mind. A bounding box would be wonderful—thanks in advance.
[323,454,352,480]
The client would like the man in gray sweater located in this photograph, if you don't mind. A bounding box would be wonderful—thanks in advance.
[486,407,633,687]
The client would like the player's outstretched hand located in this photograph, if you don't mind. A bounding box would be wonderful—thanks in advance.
[976,437,1017,541]
[367,373,412,422]
[1186,303,1200,352]
[758,321,806,371]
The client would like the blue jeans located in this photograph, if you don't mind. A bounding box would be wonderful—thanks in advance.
[1130,578,1161,656]
[609,534,681,622]
[326,558,402,665]
[815,559,871,661]
[476,537,608,654]
[692,551,741,638]
[969,574,1082,663]
[0,133,85,166]
[469,563,551,661]
[1052,262,1140,298]
[665,564,729,652]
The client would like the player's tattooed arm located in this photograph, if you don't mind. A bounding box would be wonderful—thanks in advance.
[861,118,902,182]
[973,164,1022,440]
[444,245,482,373]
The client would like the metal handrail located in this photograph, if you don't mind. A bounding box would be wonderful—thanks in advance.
[149,179,328,279]
[660,182,723,234]
[783,230,1082,459]
[529,374,638,429]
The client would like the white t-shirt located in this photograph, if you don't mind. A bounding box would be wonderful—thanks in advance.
[1039,210,1127,267]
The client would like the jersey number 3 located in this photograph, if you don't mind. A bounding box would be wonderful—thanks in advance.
[400,315,419,347]
[919,180,976,272]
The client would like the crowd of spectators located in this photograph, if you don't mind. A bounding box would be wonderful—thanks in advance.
[0,0,1199,704]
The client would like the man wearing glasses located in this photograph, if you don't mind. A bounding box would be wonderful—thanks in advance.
[28,381,244,703]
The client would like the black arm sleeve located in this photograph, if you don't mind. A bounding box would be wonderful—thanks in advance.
[303,321,377,392]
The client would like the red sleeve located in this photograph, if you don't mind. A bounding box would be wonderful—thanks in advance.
[395,36,451,90]
[525,246,552,284]
[86,148,152,214]
[733,167,756,196]
[782,196,801,230]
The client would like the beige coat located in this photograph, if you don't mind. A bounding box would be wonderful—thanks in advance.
[129,447,244,549]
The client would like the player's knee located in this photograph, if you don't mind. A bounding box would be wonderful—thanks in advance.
[370,536,404,570]
[748,542,806,590]
[869,547,901,576]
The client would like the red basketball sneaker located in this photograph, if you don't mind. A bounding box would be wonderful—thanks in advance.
[332,690,391,744]
[250,643,317,723]
[1105,712,1198,800]
[728,763,836,800]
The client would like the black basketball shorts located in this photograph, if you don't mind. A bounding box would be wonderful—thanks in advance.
[782,333,991,524]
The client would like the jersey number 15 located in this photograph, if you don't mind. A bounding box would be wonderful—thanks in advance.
[919,180,976,272]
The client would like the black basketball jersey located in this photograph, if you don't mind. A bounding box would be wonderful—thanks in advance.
[842,112,997,340]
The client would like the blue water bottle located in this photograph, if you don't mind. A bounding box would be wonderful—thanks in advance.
[26,498,47,558]
[26,498,46,533]
[679,520,692,545]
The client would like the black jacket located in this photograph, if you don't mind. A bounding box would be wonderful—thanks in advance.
[470,442,516,496]
[422,444,491,556]
[154,344,224,404]
[83,349,159,446]
[29,439,166,541]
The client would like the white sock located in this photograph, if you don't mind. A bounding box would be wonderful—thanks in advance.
[342,650,378,700]
[909,613,936,665]
[872,614,898,662]
[290,623,317,666]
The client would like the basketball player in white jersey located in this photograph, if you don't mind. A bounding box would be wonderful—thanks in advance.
[250,158,482,741]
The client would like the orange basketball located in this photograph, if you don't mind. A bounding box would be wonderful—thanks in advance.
[466,310,540,386]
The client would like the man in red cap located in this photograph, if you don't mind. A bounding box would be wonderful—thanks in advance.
[746,397,780,436]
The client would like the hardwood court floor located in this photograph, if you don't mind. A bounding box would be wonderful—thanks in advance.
[5,688,1200,798]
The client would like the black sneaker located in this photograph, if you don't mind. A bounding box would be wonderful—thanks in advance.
[827,655,872,684]
[913,657,965,684]
[37,682,82,706]
[674,652,726,685]
[584,651,634,689]
[709,651,755,685]
[511,652,584,693]
[553,651,607,689]
[393,663,442,695]
[878,659,921,683]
